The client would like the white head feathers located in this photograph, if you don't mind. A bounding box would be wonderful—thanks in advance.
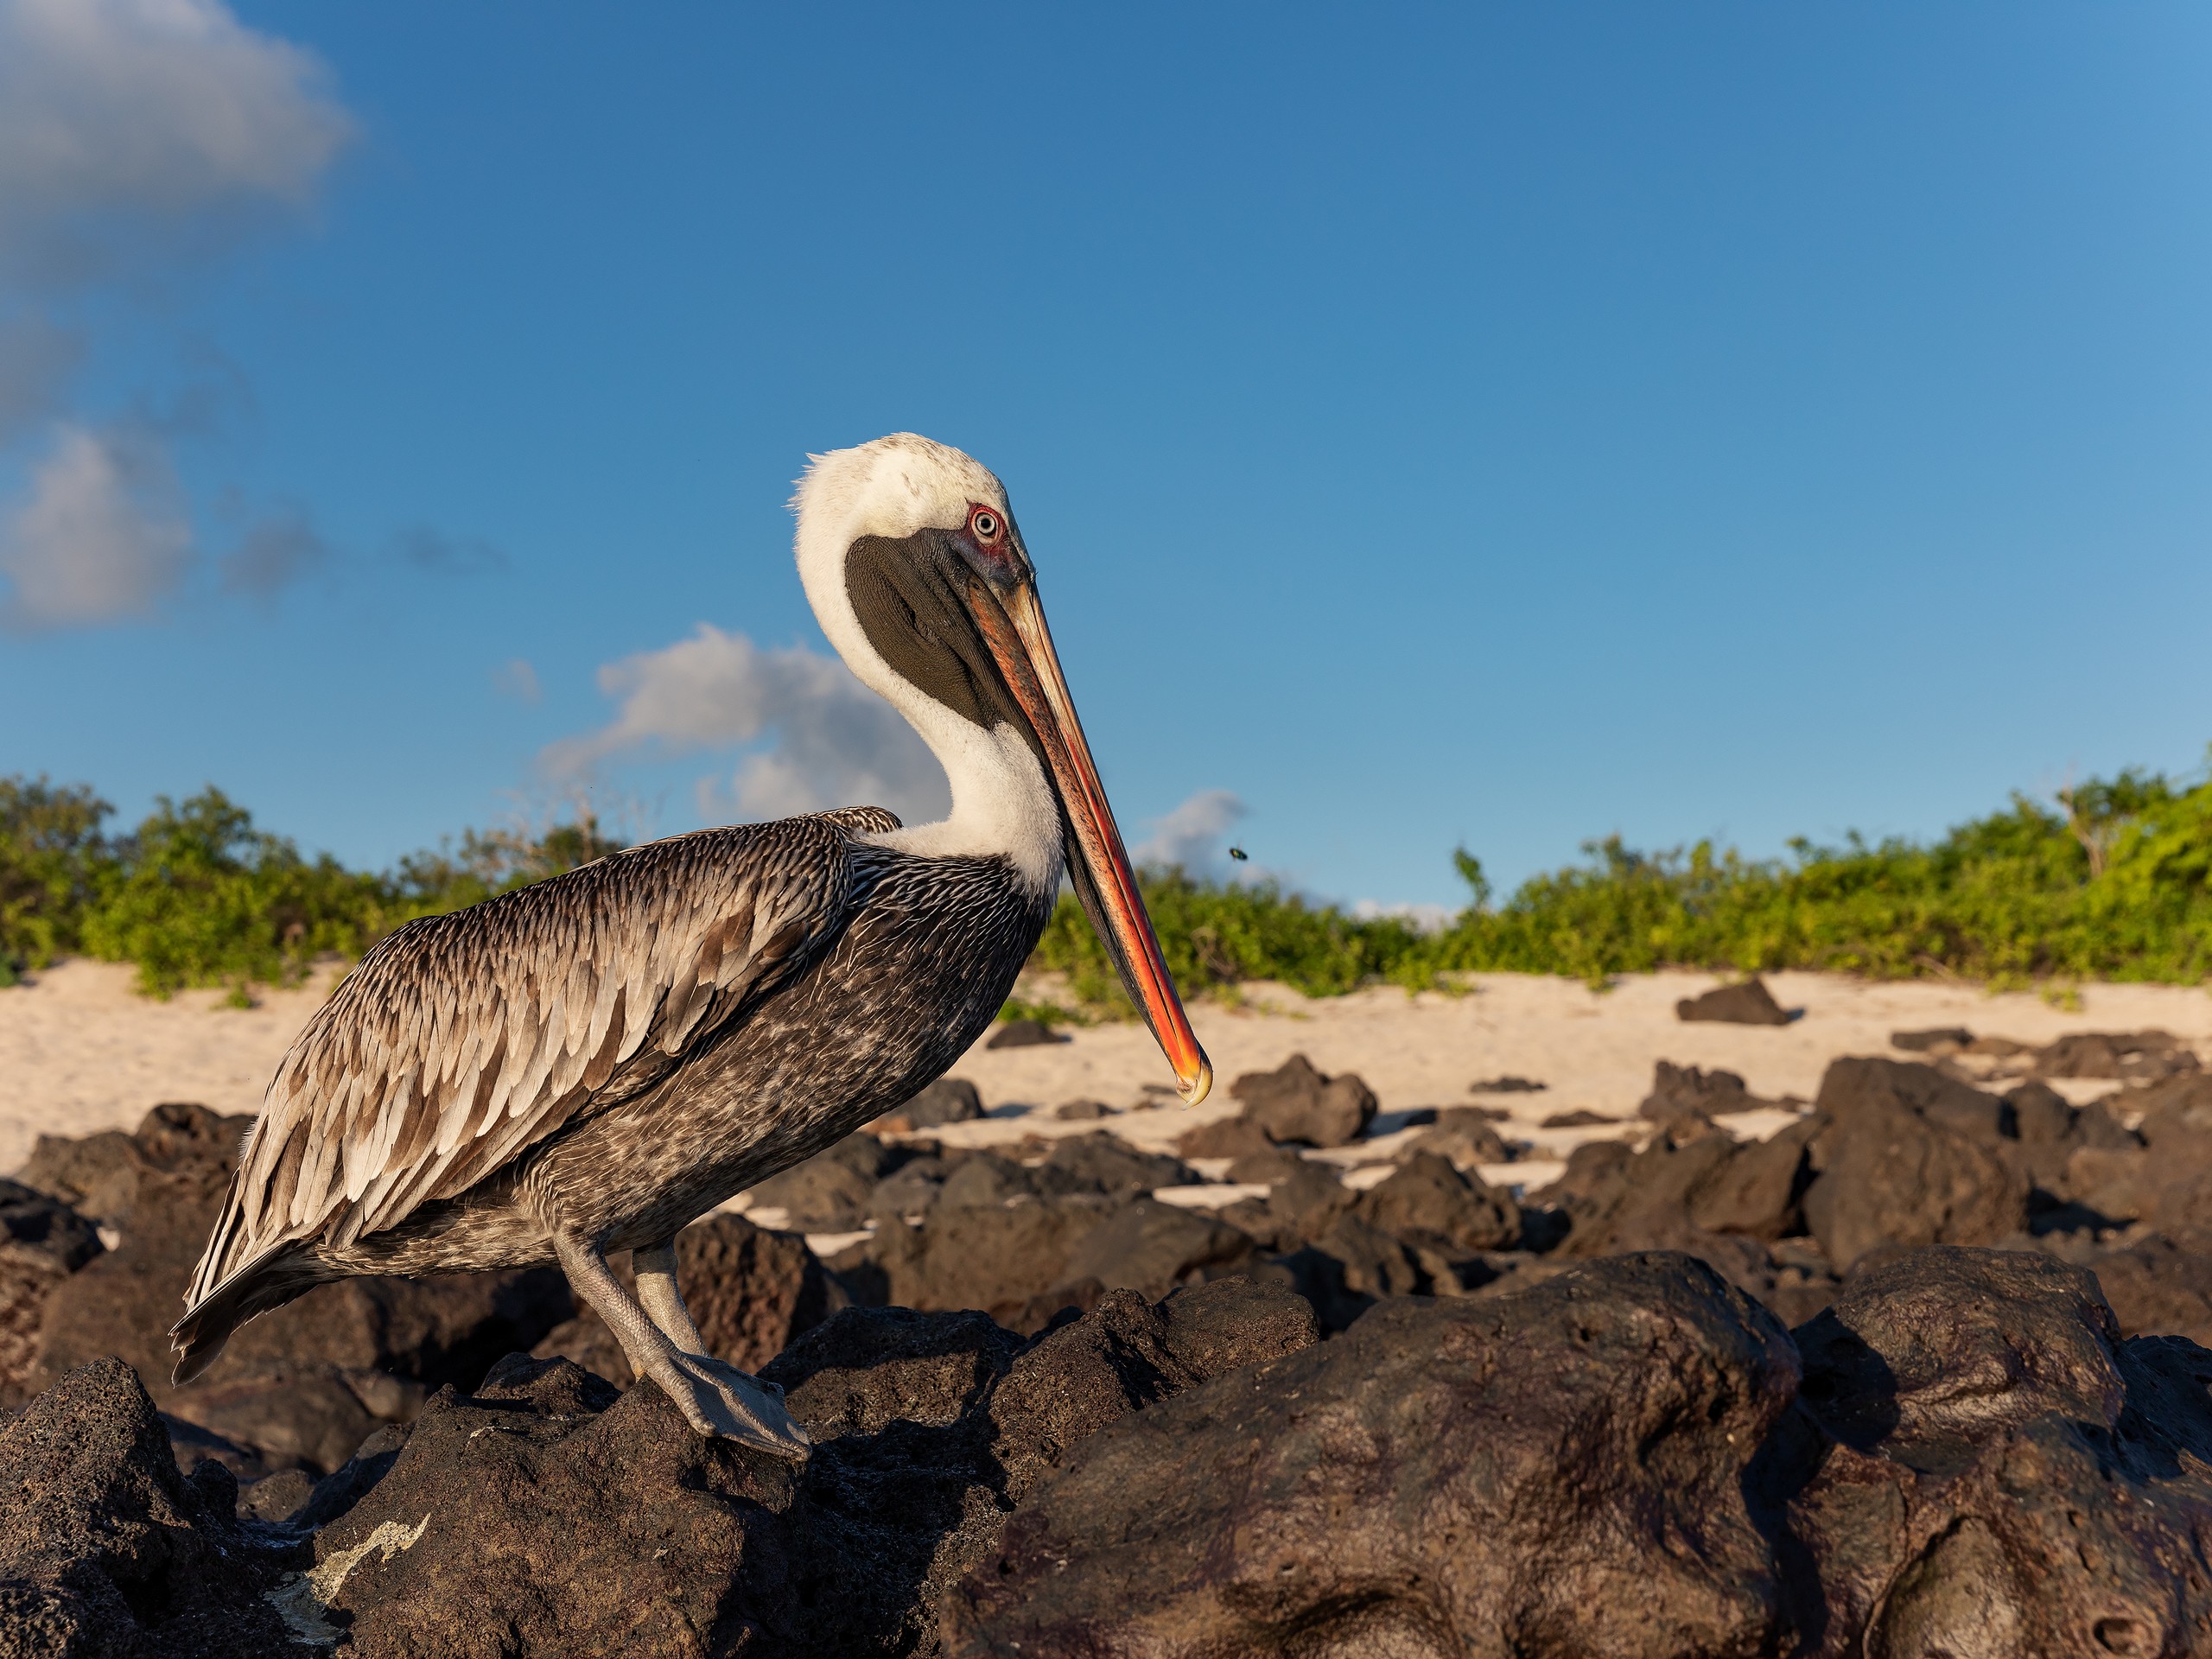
[786,435,1062,894]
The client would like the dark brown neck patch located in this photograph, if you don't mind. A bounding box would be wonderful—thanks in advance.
[844,532,1027,741]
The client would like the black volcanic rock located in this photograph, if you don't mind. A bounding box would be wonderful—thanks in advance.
[945,1254,1804,1656]
[1224,1052,1377,1147]
[1783,1247,2212,1655]
[15,1241,2212,1656]
[984,1019,1067,1050]
[1675,976,1793,1026]
[1800,1058,2030,1269]
[1351,1149,1519,1253]
[740,1131,901,1230]
[890,1078,986,1129]
[0,1179,101,1412]
[22,1106,573,1477]
[0,1357,294,1657]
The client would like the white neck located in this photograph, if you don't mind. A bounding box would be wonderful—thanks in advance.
[791,438,1064,897]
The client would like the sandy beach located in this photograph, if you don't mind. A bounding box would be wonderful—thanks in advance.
[6,957,2208,1179]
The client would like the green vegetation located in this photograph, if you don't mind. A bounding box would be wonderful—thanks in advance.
[6,752,2211,1007]
[0,778,620,998]
[1031,752,2212,1010]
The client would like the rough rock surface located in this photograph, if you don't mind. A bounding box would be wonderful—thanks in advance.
[1351,1150,1520,1253]
[740,1131,902,1230]
[14,1241,2212,1656]
[296,1280,1321,1657]
[884,1078,986,1130]
[0,1357,293,1658]
[1783,1247,2212,1656]
[946,1254,1803,1656]
[0,1180,101,1410]
[2037,1028,2201,1083]
[1638,1058,1768,1122]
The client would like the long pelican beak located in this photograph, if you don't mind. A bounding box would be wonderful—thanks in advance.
[967,576,1212,1106]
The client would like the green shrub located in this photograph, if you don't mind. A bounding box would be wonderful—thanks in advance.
[0,777,115,974]
[1039,752,2212,1014]
[0,778,624,998]
[6,751,2209,1007]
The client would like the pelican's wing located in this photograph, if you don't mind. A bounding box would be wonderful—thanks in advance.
[808,804,901,835]
[183,817,864,1312]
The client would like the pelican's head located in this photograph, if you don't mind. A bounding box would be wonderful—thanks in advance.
[792,434,1211,1107]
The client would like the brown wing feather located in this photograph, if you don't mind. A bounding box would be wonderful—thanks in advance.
[181,816,868,1312]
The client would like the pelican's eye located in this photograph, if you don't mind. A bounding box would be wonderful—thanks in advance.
[969,506,1002,544]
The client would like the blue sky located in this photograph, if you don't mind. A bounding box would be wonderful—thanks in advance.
[1,3,2208,912]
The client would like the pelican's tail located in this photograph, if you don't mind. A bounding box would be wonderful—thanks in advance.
[168,1243,324,1384]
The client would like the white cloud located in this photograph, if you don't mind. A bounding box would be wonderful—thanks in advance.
[0,0,353,286]
[1351,899,1457,934]
[1135,787,1249,874]
[0,420,189,629]
[543,625,950,827]
[0,0,351,627]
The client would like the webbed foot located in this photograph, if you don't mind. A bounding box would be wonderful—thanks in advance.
[646,1348,810,1459]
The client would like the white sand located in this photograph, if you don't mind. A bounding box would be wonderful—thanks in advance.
[4,957,2207,1179]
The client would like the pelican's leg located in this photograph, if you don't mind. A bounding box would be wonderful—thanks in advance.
[550,1233,809,1460]
[631,1241,711,1352]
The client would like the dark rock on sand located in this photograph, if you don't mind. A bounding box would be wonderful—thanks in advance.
[2060,1077,2212,1232]
[1689,1113,1824,1241]
[1056,1200,1257,1301]
[1638,1059,1766,1122]
[1052,1098,1115,1121]
[1469,1073,1546,1093]
[2037,1028,2201,1084]
[1405,1107,1515,1169]
[1351,1150,1520,1254]
[741,1130,903,1230]
[1037,1131,1198,1196]
[862,1191,1124,1319]
[1675,976,1793,1026]
[12,1128,141,1230]
[984,1018,1067,1049]
[1213,1154,1352,1254]
[1171,1113,1276,1160]
[1891,1025,1973,1053]
[886,1077,986,1130]
[1539,1108,1618,1128]
[945,1254,1802,1658]
[0,1357,293,1658]
[533,1211,849,1386]
[1224,1052,1377,1147]
[1800,1058,2030,1269]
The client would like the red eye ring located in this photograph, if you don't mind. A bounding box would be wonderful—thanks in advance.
[969,505,1002,544]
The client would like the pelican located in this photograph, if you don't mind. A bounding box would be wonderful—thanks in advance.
[170,434,1212,1458]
